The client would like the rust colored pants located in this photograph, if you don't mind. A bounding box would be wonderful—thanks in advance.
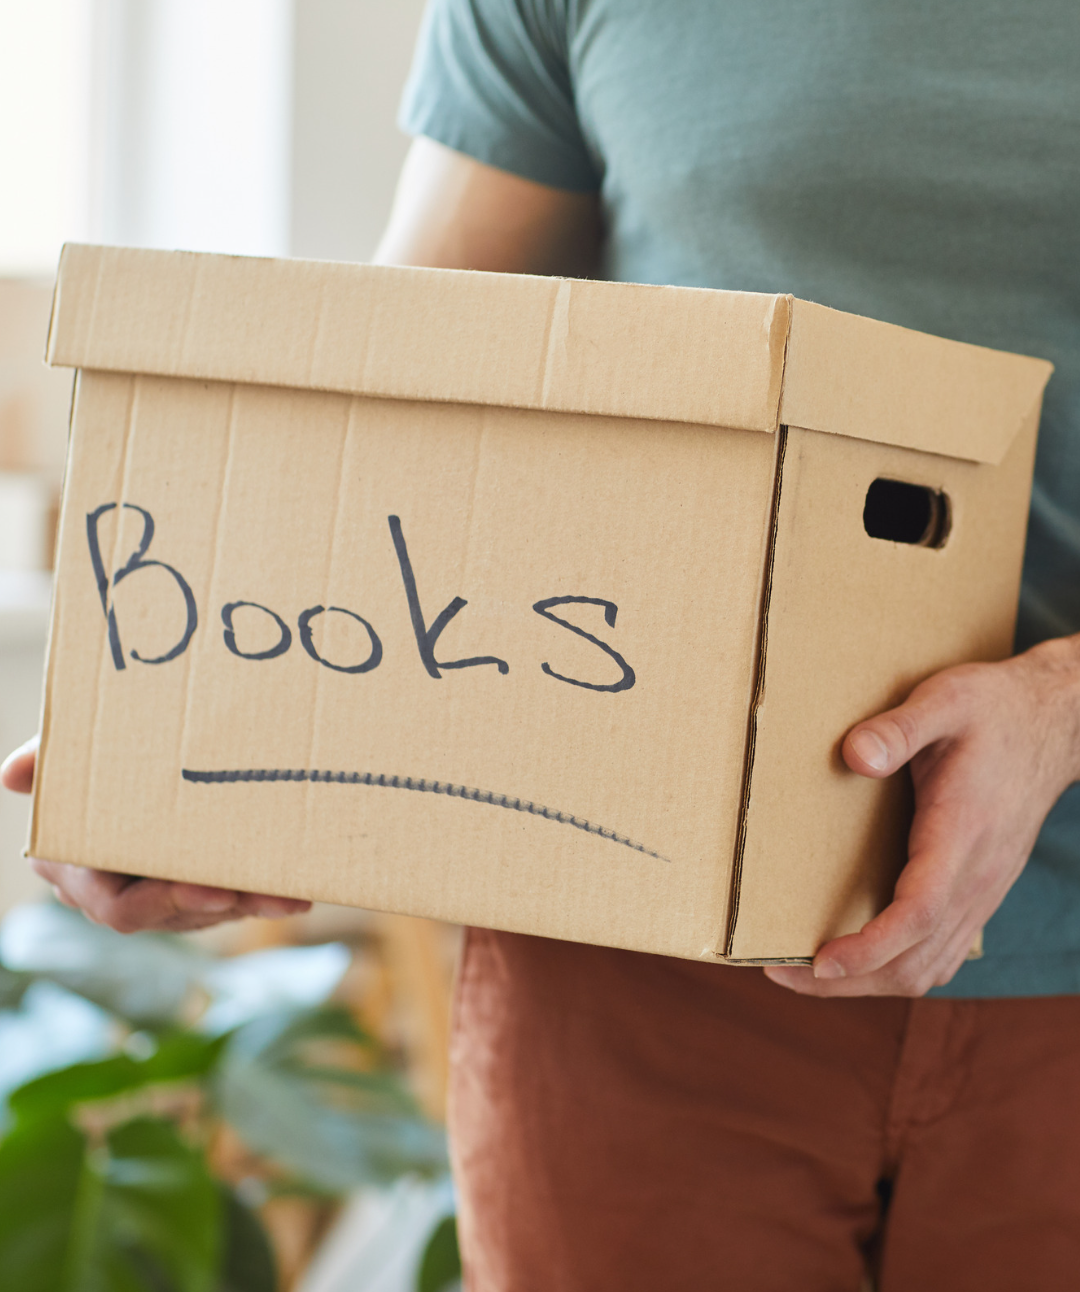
[449,928,1080,1291]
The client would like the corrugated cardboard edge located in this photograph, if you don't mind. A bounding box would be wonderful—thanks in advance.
[713,293,796,966]
[720,426,790,961]
[25,366,79,863]
[781,299,1054,465]
[46,244,790,435]
[725,956,813,966]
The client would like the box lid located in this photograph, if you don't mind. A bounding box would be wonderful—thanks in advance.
[779,299,1051,465]
[47,244,1052,465]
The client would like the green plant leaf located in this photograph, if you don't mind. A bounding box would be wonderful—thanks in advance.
[199,943,351,1035]
[0,903,210,1028]
[1,903,351,1035]
[216,1186,277,1292]
[242,1002,384,1058]
[0,1113,223,1292]
[97,1117,223,1292]
[0,983,115,1125]
[417,1214,461,1292]
[9,1032,228,1127]
[214,1008,449,1192]
[0,1111,85,1291]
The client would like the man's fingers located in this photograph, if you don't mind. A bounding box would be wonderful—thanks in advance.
[101,882,310,930]
[31,859,310,931]
[110,879,245,933]
[32,860,131,922]
[766,905,952,997]
[767,881,992,998]
[236,892,313,918]
[843,706,941,777]
[33,860,237,932]
[1,735,39,794]
[842,679,971,778]
[764,908,989,998]
[764,961,917,998]
[811,877,951,981]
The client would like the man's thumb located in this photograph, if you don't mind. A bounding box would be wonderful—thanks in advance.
[1,735,39,794]
[842,701,941,779]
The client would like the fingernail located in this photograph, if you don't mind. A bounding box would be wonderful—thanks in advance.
[813,958,846,980]
[849,729,890,771]
[253,896,304,918]
[181,887,236,913]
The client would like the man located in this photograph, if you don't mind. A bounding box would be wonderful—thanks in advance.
[5,1,1080,1286]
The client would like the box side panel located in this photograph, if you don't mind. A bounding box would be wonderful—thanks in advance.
[727,409,1040,960]
[26,371,82,861]
[47,245,789,434]
[34,373,777,960]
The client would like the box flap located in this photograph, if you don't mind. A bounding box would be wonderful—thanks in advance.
[46,244,790,435]
[780,299,1053,465]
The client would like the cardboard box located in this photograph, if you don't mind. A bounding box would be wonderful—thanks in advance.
[30,245,1052,962]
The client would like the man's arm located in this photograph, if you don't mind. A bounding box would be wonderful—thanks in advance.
[375,137,600,274]
[0,139,600,934]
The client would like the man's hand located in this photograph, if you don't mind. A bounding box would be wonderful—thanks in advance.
[0,736,311,933]
[765,635,1080,998]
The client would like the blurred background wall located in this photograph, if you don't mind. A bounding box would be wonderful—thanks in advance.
[0,0,426,274]
[0,0,427,913]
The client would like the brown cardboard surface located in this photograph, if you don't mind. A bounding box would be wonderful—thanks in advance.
[34,370,776,959]
[33,246,1054,961]
[781,299,1050,465]
[46,244,790,435]
[46,246,1054,463]
[728,408,1041,959]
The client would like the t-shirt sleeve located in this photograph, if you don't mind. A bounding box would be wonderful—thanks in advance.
[399,0,600,193]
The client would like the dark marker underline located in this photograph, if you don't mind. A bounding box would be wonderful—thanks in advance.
[181,767,669,862]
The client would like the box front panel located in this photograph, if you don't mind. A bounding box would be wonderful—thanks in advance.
[35,373,777,957]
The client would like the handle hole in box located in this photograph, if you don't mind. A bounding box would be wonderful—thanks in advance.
[863,478,950,548]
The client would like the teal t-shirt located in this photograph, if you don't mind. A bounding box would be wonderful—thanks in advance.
[400,0,1080,997]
